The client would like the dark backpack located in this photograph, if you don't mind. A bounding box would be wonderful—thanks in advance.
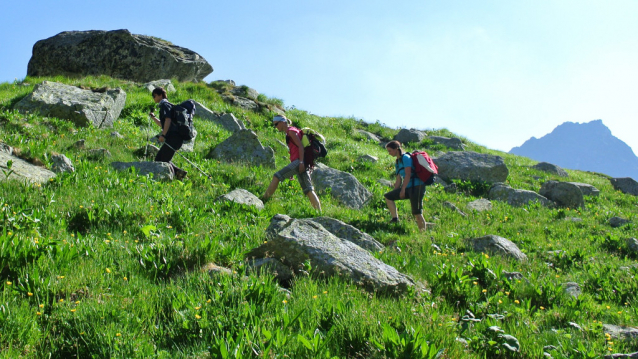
[301,128,327,168]
[170,100,196,141]
[397,150,438,185]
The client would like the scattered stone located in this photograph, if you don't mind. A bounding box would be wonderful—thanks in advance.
[378,179,394,187]
[355,129,382,143]
[0,142,12,155]
[230,85,259,101]
[134,144,160,158]
[467,198,493,212]
[443,201,467,217]
[110,131,124,139]
[605,352,638,359]
[433,151,509,183]
[539,181,585,208]
[245,258,294,283]
[310,216,384,252]
[206,129,275,168]
[502,271,525,281]
[311,163,373,209]
[532,162,569,177]
[50,153,74,173]
[604,324,638,341]
[0,151,56,184]
[428,136,465,150]
[444,183,457,193]
[610,177,638,196]
[28,29,213,82]
[143,79,175,93]
[14,81,126,128]
[247,214,415,295]
[111,161,174,181]
[202,263,234,276]
[626,238,638,252]
[489,183,553,207]
[227,95,260,112]
[194,101,246,132]
[87,149,111,160]
[562,282,582,299]
[178,129,197,153]
[358,155,378,163]
[568,322,583,331]
[567,182,600,196]
[433,175,448,186]
[73,139,86,149]
[544,345,558,351]
[610,217,630,228]
[394,129,426,144]
[215,189,264,210]
[564,217,583,222]
[465,235,527,261]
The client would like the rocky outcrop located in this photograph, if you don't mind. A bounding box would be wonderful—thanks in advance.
[465,235,527,261]
[532,162,569,177]
[27,29,213,82]
[311,163,372,209]
[216,189,264,210]
[567,182,600,196]
[206,130,275,168]
[433,151,509,183]
[539,181,585,208]
[394,129,425,144]
[247,214,415,295]
[14,81,126,128]
[111,161,174,181]
[0,151,56,184]
[610,177,638,196]
[489,183,552,207]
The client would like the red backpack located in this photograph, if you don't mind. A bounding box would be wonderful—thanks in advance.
[398,151,438,185]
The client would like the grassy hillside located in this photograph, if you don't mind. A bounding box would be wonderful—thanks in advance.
[0,76,637,358]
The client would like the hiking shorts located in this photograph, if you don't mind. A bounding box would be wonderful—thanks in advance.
[384,184,426,215]
[274,159,314,194]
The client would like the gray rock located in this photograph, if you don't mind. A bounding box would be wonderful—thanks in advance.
[532,162,569,177]
[358,155,378,163]
[206,130,275,168]
[311,163,373,209]
[87,149,111,160]
[14,81,126,128]
[433,175,448,186]
[378,179,394,187]
[604,324,638,341]
[428,136,465,150]
[216,189,264,210]
[539,181,585,208]
[567,182,600,196]
[443,201,467,217]
[502,271,525,281]
[228,96,260,112]
[247,214,415,295]
[626,238,638,252]
[73,139,86,149]
[562,282,582,298]
[111,161,174,181]
[27,29,212,82]
[394,129,426,144]
[465,235,527,261]
[433,151,509,183]
[605,352,638,359]
[143,79,175,93]
[310,217,384,252]
[489,183,553,207]
[245,258,294,283]
[610,217,630,228]
[568,322,583,331]
[467,199,493,212]
[110,131,124,139]
[134,144,160,158]
[202,263,234,276]
[355,129,382,143]
[444,182,457,193]
[230,86,259,101]
[179,129,197,153]
[564,217,583,222]
[610,177,638,196]
[0,142,13,155]
[0,152,56,184]
[194,101,246,132]
[50,153,74,173]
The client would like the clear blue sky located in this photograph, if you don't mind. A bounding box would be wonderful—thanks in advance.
[2,0,637,154]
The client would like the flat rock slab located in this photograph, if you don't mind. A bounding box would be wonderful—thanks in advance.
[111,161,173,181]
[194,101,246,132]
[0,152,56,184]
[610,177,638,196]
[206,130,275,168]
[539,181,585,208]
[311,163,372,209]
[248,214,415,295]
[465,235,527,261]
[604,324,638,341]
[532,162,569,177]
[489,183,552,207]
[309,216,384,252]
[28,29,213,82]
[14,81,126,128]
[216,189,264,210]
[467,199,493,212]
[434,151,509,183]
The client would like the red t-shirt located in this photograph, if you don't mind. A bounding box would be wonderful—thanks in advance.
[285,127,303,162]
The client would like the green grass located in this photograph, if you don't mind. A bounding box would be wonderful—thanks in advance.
[0,76,637,358]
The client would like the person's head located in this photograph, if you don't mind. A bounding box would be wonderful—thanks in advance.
[151,87,167,103]
[272,115,290,132]
[385,140,403,157]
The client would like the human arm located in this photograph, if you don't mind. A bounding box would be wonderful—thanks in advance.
[400,166,412,199]
[288,129,305,172]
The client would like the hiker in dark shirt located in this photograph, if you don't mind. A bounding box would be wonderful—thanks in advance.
[262,115,321,211]
[384,140,428,230]
[149,87,187,180]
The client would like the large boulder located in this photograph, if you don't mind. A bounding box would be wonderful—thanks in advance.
[310,217,384,252]
[216,189,264,210]
[0,152,56,184]
[465,235,528,261]
[532,162,569,177]
[14,81,126,128]
[433,151,509,183]
[604,324,638,341]
[247,214,415,295]
[539,181,584,208]
[111,161,174,181]
[27,29,213,82]
[206,129,275,168]
[355,129,382,144]
[311,163,372,209]
[194,101,246,132]
[489,183,552,207]
[428,136,465,150]
[567,182,600,196]
[610,177,638,196]
[394,129,426,144]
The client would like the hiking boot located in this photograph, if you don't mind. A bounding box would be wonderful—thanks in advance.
[174,169,188,180]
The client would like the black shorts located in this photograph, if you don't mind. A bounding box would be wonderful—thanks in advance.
[384,184,426,215]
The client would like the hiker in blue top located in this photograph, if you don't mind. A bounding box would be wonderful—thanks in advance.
[384,140,429,231]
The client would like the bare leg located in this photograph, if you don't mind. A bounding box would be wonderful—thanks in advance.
[263,176,280,201]
[385,198,398,219]
[306,191,322,212]
[414,214,426,231]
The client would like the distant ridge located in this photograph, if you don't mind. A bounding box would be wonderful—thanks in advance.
[509,119,638,180]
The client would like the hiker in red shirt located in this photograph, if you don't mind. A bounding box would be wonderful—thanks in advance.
[262,115,321,211]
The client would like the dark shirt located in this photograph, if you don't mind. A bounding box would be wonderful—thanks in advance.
[158,99,173,128]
